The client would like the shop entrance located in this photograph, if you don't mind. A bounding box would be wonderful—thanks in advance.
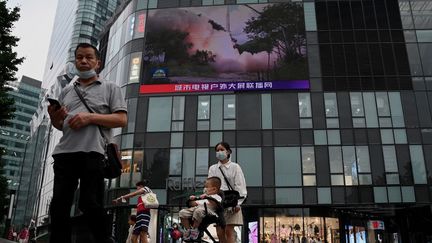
[253,215,340,243]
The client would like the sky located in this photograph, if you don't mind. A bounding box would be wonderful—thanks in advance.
[7,0,58,82]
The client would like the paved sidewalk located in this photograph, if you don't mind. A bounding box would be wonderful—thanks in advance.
[0,238,16,243]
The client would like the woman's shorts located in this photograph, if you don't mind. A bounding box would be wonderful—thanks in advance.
[224,207,243,226]
[133,210,151,235]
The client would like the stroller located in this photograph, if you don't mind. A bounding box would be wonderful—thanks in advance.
[183,195,225,243]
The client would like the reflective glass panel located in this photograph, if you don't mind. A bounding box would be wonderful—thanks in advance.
[379,118,392,127]
[376,92,390,116]
[409,145,427,184]
[388,187,401,203]
[374,187,388,203]
[381,129,394,144]
[356,146,371,173]
[210,95,223,130]
[182,149,196,180]
[358,174,372,185]
[302,147,315,173]
[318,188,331,204]
[388,92,405,127]
[324,93,338,117]
[210,132,222,148]
[327,130,341,145]
[386,174,400,185]
[350,92,364,117]
[198,96,210,120]
[304,2,317,31]
[172,96,185,120]
[276,188,303,204]
[300,118,313,128]
[126,98,137,133]
[224,95,236,119]
[331,175,344,185]
[314,130,327,145]
[343,146,358,185]
[275,147,301,186]
[147,97,172,132]
[399,1,414,29]
[303,175,316,186]
[169,149,182,175]
[326,118,339,128]
[329,146,343,173]
[170,133,183,147]
[383,146,398,172]
[261,94,272,129]
[238,148,262,186]
[363,93,379,127]
[171,121,184,131]
[197,121,210,130]
[394,129,408,144]
[132,150,143,185]
[299,93,312,118]
[401,186,415,203]
[353,118,366,128]
[196,148,209,175]
[223,120,236,130]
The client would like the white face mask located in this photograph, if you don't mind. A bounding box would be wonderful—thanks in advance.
[77,69,97,79]
[216,151,227,161]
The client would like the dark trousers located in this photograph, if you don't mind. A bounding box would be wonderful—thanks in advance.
[49,152,110,243]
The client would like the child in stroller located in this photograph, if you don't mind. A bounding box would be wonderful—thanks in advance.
[179,177,225,242]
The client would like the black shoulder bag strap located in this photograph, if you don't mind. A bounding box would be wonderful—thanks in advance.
[219,166,234,191]
[73,83,108,144]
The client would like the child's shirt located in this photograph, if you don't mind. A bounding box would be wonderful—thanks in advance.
[195,194,222,210]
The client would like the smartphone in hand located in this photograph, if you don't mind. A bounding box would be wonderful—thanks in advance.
[47,98,61,110]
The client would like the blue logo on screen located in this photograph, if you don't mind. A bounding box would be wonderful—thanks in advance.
[151,68,168,78]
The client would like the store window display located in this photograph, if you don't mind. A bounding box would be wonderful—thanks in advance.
[259,216,340,243]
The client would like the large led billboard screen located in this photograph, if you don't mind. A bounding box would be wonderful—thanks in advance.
[139,2,309,94]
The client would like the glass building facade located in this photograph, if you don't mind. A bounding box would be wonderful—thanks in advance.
[0,76,42,229]
[42,0,119,89]
[13,119,49,229]
[0,76,41,191]
[97,0,432,242]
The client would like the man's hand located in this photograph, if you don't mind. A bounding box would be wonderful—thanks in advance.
[68,112,93,130]
[48,105,68,130]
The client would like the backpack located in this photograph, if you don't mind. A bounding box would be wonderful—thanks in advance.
[171,229,182,240]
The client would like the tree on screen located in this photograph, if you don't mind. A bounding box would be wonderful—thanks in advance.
[241,2,307,79]
[145,29,192,64]
[243,2,306,62]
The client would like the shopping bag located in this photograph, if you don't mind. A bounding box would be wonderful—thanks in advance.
[141,192,159,208]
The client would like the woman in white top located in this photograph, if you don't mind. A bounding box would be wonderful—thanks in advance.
[208,142,247,243]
